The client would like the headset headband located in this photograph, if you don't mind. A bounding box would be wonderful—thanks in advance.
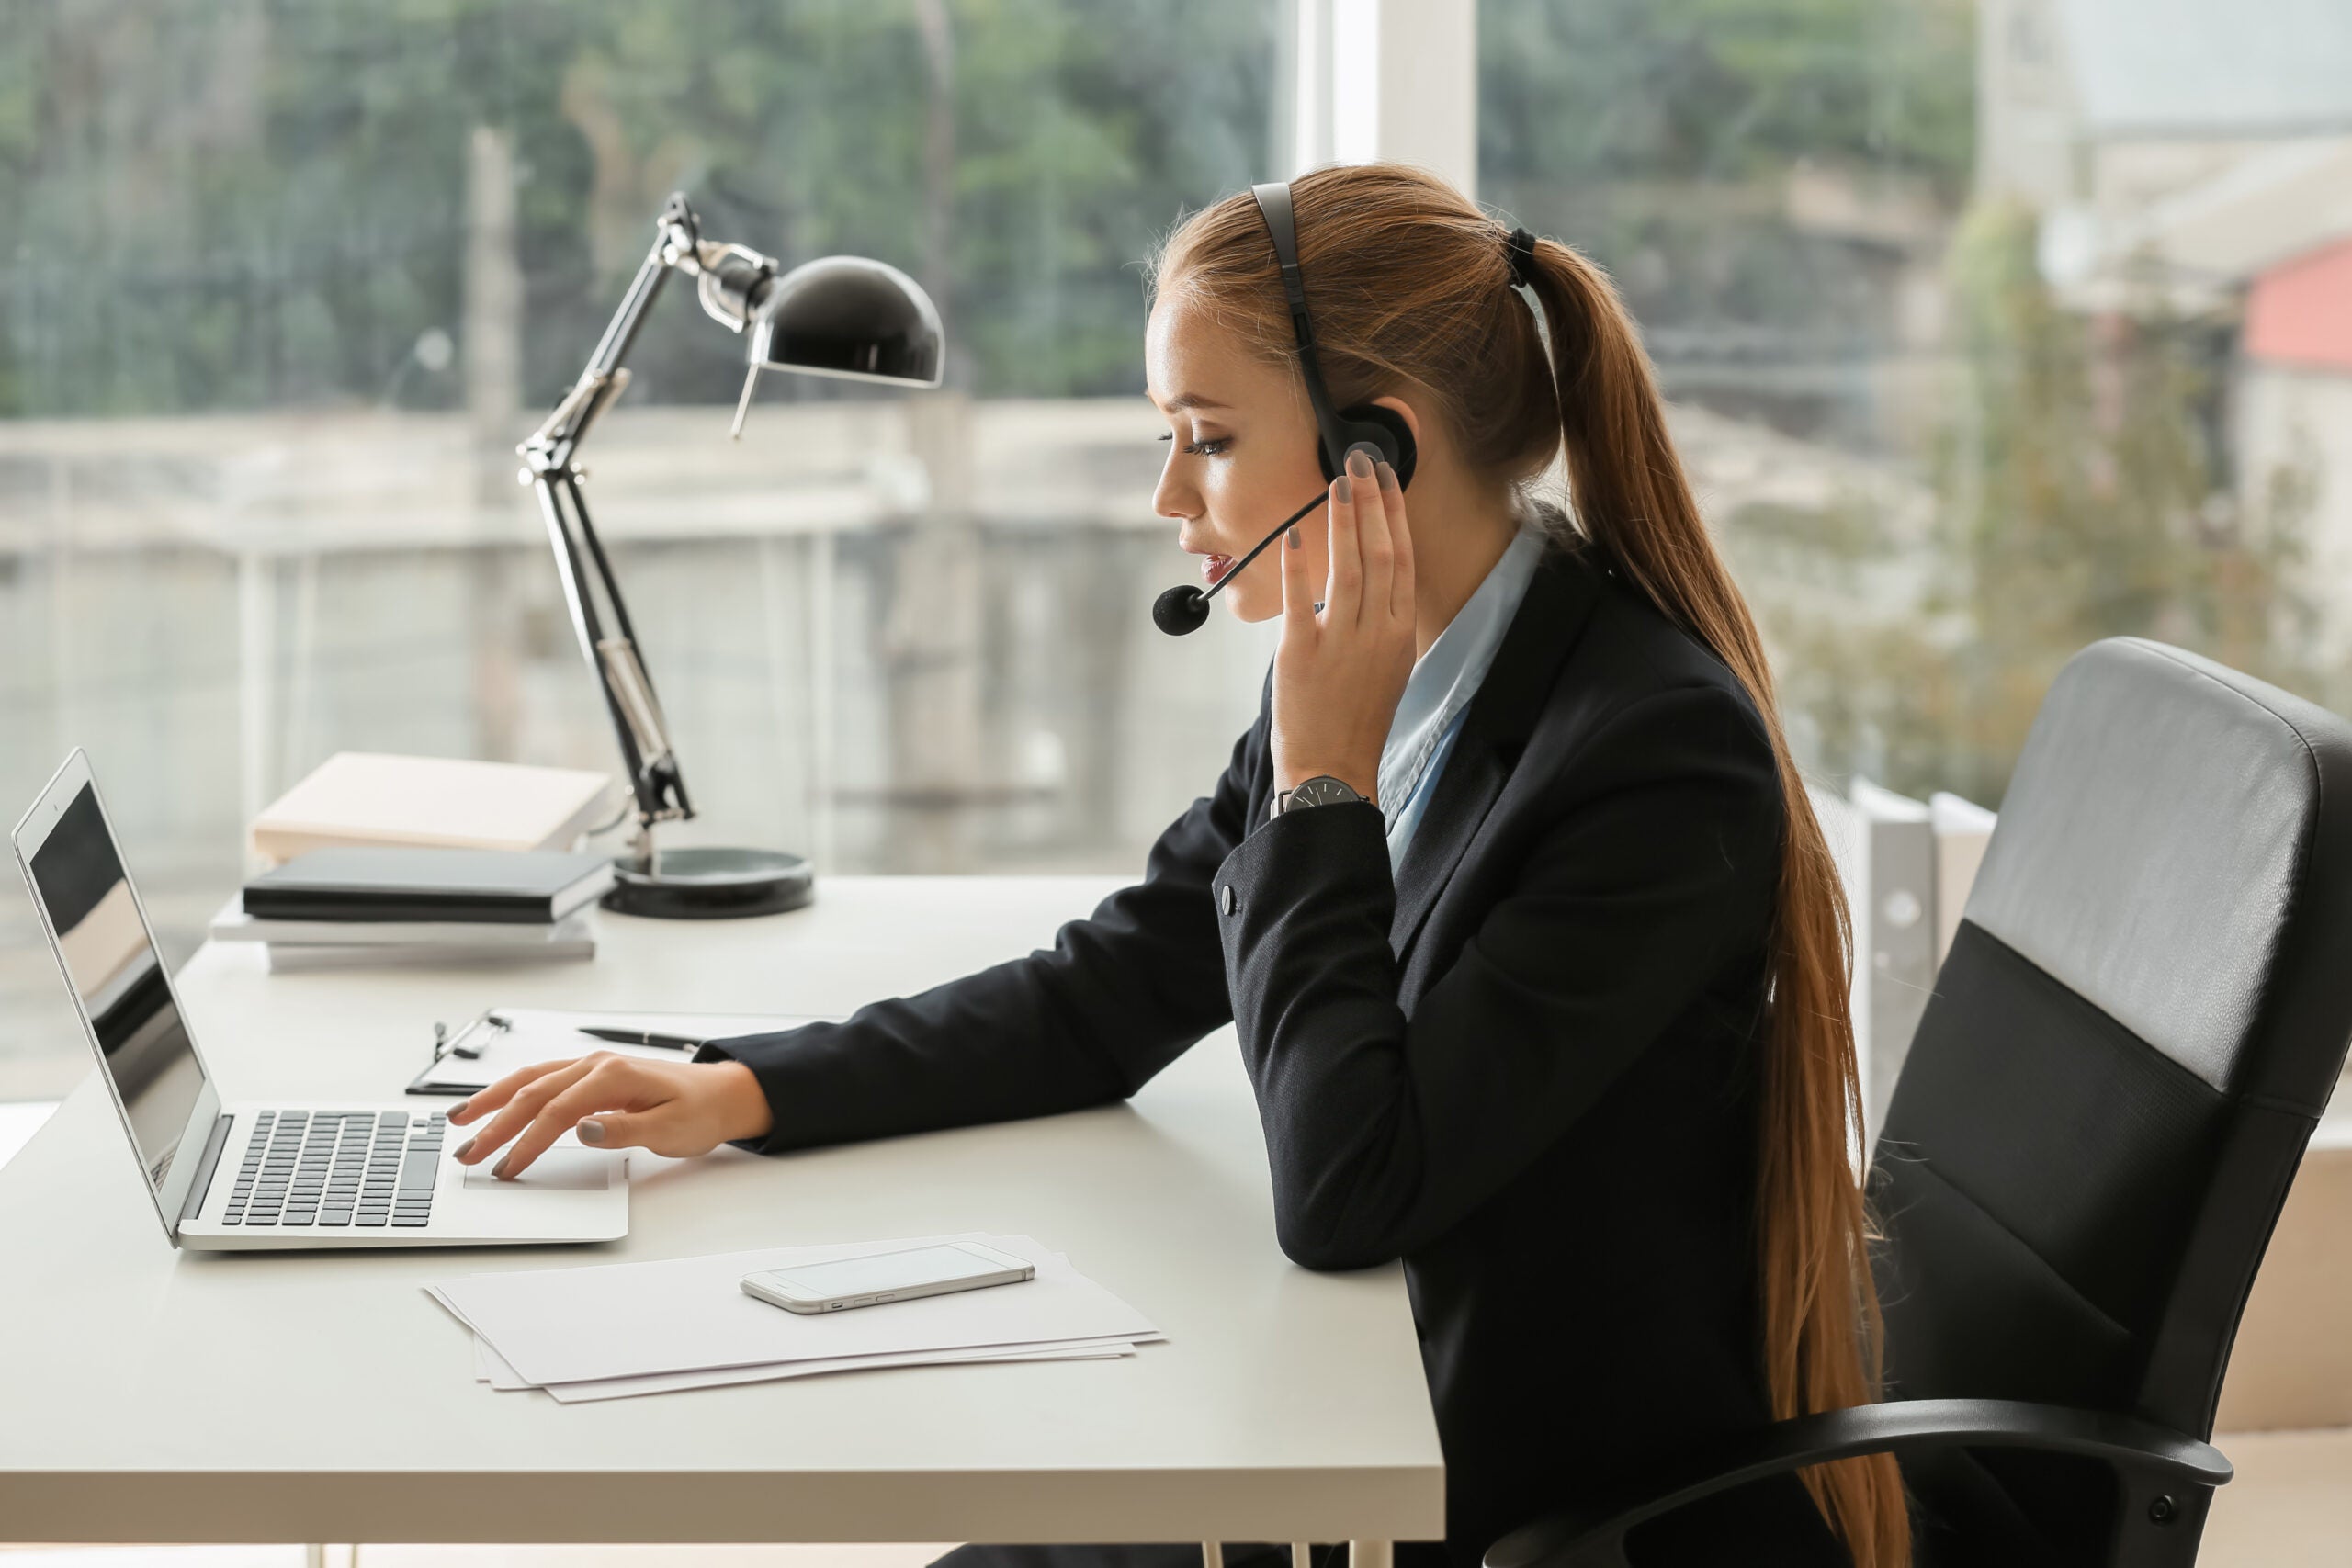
[1250,180,1353,474]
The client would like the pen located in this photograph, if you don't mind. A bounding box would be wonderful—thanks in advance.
[576,1025,707,1052]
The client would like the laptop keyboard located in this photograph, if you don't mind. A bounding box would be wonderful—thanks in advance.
[220,1110,447,1228]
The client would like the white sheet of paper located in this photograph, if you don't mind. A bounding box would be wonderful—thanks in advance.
[416,1009,831,1091]
[538,1340,1142,1404]
[430,1232,1158,1388]
[468,1320,1147,1394]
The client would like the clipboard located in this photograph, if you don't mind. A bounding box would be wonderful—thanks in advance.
[408,1006,830,1096]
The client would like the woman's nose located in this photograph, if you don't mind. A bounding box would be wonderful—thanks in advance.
[1151,457,1201,524]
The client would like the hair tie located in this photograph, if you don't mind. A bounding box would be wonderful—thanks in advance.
[1504,227,1540,287]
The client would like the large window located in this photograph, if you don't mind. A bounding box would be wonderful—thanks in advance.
[10,2,2351,1108]
[0,1,1284,1100]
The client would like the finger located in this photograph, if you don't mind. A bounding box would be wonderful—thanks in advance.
[1323,472,1361,625]
[454,1055,598,1164]
[1379,460,1414,623]
[447,1057,574,1126]
[492,1061,649,1179]
[1281,498,1316,635]
[576,1108,662,1153]
[1348,446,1392,628]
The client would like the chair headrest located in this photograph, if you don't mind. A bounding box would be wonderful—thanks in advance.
[1963,638,2352,1108]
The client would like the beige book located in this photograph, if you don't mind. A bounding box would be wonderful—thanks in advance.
[251,752,616,864]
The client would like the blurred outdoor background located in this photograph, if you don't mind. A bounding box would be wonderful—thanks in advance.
[6,0,2348,1103]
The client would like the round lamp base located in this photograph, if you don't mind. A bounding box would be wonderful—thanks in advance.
[601,846,814,920]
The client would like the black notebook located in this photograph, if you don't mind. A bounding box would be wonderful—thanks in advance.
[243,847,615,924]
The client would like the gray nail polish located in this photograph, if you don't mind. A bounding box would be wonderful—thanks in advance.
[1377,461,1398,490]
[1287,526,1300,549]
[1346,446,1374,478]
[492,1156,513,1179]
[453,1137,477,1161]
[580,1120,606,1145]
[1334,476,1351,503]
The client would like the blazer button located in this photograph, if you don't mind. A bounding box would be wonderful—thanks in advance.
[1219,885,1238,916]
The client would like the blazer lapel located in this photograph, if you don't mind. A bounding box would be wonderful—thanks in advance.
[1388,545,1605,961]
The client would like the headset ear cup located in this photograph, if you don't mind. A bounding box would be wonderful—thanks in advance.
[1338,404,1418,490]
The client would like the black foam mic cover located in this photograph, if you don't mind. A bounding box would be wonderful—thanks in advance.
[1152,584,1212,637]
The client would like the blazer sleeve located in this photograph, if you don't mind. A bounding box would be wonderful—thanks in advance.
[695,705,1267,1154]
[1210,682,1784,1270]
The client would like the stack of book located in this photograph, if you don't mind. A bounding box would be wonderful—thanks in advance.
[212,847,613,972]
[250,751,616,865]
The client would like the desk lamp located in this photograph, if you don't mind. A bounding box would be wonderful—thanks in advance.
[518,192,944,918]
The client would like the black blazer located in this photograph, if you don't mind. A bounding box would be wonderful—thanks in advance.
[706,539,1845,1568]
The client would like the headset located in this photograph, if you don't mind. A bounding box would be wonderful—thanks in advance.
[1152,179,1421,636]
[1250,180,1420,490]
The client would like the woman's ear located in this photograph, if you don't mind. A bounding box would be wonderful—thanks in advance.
[1362,394,1426,489]
[1370,395,1422,456]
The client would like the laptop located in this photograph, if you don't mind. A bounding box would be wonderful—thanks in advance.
[12,750,628,1251]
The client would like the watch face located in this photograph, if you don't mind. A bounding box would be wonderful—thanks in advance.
[1293,776,1360,808]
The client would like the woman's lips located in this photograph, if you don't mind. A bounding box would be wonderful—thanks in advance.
[1202,553,1235,584]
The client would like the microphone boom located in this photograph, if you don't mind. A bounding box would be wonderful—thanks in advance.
[1154,491,1325,637]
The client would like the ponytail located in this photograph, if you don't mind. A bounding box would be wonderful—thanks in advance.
[1520,238,1911,1568]
[1153,164,1910,1568]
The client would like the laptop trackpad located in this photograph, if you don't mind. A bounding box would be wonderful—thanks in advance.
[462,1149,616,1192]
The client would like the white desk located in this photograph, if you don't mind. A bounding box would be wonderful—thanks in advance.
[0,876,1444,1551]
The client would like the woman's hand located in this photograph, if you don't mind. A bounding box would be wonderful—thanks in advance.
[1270,446,1417,801]
[447,1054,774,1179]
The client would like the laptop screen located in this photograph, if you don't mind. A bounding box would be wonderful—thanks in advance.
[26,783,209,1191]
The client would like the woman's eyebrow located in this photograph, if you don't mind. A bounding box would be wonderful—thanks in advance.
[1150,391,1230,414]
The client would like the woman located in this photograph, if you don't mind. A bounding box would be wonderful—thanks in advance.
[447,164,1909,1568]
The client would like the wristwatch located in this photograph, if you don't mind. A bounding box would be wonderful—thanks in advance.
[1271,773,1370,819]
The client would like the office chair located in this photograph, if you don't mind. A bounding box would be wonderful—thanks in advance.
[1486,637,2352,1568]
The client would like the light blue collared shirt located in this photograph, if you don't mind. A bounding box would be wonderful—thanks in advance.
[1378,520,1548,870]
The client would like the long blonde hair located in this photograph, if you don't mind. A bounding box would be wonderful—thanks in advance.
[1151,164,1909,1568]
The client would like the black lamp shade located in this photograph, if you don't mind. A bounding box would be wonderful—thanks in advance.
[748,256,944,388]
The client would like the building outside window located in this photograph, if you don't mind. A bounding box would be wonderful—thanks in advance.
[1483,0,2347,814]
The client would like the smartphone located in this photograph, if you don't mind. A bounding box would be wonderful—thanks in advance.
[741,1241,1036,1314]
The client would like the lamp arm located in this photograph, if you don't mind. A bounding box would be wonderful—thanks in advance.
[516,193,743,837]
[525,193,780,466]
[510,190,802,841]
[526,210,687,465]
[526,472,689,834]
[585,197,699,378]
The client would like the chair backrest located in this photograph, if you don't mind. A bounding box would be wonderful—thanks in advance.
[1871,638,2352,1555]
